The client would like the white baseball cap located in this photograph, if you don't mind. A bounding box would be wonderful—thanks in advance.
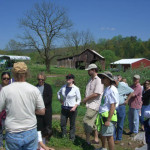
[85,64,98,70]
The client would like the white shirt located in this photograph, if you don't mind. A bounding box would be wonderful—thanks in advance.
[99,85,119,113]
[0,82,45,133]
[57,84,81,107]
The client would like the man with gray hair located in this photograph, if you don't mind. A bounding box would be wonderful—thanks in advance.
[0,62,45,150]
[113,76,134,144]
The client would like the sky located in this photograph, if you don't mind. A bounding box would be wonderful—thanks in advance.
[0,0,150,49]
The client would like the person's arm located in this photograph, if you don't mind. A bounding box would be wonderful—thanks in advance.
[124,92,134,105]
[0,89,6,112]
[105,103,116,126]
[57,86,64,104]
[83,93,100,104]
[36,91,45,115]
[70,88,81,111]
[39,141,55,150]
[35,108,45,115]
[43,84,53,106]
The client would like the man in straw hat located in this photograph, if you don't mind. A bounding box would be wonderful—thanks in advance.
[83,64,104,145]
[96,71,119,150]
[0,62,45,150]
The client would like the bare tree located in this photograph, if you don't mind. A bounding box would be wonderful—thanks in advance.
[64,30,94,55]
[64,31,81,55]
[19,1,72,72]
[5,39,24,51]
[81,30,94,50]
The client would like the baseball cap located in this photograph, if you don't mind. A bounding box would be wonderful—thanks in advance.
[133,74,140,80]
[85,64,97,70]
[66,74,75,79]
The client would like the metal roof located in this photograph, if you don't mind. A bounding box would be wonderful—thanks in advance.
[111,58,144,65]
[0,55,31,60]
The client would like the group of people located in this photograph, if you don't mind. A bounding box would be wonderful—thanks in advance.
[0,62,54,150]
[0,62,149,150]
[57,63,150,150]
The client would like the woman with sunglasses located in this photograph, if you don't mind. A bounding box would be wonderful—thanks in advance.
[57,74,81,141]
[0,72,11,149]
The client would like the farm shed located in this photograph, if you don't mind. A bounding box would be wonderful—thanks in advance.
[57,49,105,70]
[110,58,150,71]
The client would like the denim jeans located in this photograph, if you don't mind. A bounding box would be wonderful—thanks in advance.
[128,108,140,133]
[114,105,126,141]
[61,108,77,140]
[0,119,5,147]
[5,128,38,150]
[140,105,148,125]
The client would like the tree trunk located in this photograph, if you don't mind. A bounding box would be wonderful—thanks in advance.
[45,59,50,73]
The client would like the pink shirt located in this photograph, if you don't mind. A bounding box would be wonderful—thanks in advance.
[85,76,104,111]
[129,83,142,109]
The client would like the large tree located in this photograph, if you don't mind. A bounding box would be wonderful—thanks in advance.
[19,1,72,72]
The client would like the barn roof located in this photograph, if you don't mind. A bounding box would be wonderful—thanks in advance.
[110,58,146,65]
[57,49,104,60]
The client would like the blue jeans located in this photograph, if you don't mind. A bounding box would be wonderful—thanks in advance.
[128,108,140,133]
[140,105,148,125]
[113,105,126,141]
[5,128,38,150]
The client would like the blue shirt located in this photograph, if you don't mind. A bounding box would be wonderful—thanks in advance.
[117,82,134,105]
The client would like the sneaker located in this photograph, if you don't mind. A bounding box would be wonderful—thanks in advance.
[126,131,132,135]
[95,147,107,150]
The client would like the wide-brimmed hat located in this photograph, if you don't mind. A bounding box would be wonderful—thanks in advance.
[12,62,28,73]
[98,71,114,82]
[85,64,97,70]
[66,74,75,79]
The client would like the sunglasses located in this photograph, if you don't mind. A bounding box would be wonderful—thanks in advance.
[101,76,106,79]
[66,77,73,80]
[38,79,44,81]
[2,78,10,81]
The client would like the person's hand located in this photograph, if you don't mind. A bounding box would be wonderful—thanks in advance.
[60,99,64,105]
[124,100,128,105]
[104,121,110,126]
[70,106,77,112]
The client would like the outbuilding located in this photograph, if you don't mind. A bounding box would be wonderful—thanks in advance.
[57,49,105,70]
[110,58,150,71]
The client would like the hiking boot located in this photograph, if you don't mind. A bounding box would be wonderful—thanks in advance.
[126,131,132,135]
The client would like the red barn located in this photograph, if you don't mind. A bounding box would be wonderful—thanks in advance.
[110,58,150,71]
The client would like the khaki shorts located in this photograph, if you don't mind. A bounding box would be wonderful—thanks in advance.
[100,122,114,136]
[83,108,98,133]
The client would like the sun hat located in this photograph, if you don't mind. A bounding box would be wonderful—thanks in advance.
[85,64,98,70]
[66,74,75,79]
[98,71,115,82]
[133,74,140,80]
[12,62,28,73]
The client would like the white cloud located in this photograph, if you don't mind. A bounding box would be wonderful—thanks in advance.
[100,27,116,31]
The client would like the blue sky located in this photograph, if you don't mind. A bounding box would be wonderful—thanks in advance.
[0,0,150,49]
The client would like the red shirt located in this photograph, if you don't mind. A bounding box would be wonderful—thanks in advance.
[129,83,142,109]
